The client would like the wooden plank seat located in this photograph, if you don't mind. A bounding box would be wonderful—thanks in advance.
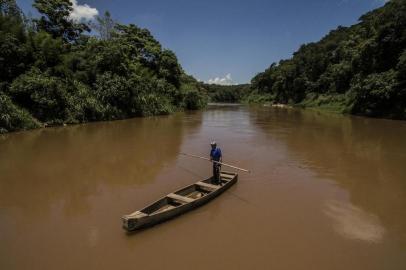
[167,193,194,203]
[152,205,176,215]
[220,173,234,180]
[125,211,148,219]
[186,191,206,199]
[196,181,220,190]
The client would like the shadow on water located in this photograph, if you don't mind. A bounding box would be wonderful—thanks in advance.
[0,112,205,270]
[249,106,406,247]
[0,113,202,219]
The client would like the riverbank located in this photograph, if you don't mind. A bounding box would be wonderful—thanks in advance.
[243,91,406,120]
[0,98,207,135]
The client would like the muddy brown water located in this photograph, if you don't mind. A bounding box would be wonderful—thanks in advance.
[1,104,406,270]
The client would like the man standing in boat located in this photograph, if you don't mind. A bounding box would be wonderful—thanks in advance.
[210,141,222,185]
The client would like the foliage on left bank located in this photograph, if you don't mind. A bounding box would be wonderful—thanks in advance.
[0,0,207,133]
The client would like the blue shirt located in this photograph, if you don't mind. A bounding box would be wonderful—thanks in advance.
[210,147,222,162]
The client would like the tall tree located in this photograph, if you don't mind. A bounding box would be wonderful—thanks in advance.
[33,0,89,42]
[91,11,116,40]
[0,0,29,82]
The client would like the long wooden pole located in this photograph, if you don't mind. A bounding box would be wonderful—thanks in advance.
[180,153,251,173]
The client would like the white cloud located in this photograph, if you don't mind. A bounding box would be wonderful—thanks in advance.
[69,0,99,22]
[207,73,235,85]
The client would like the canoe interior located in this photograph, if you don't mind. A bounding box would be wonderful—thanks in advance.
[140,172,235,216]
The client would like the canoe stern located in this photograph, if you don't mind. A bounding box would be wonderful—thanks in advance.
[122,211,148,231]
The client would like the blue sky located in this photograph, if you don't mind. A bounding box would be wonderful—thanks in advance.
[17,0,388,84]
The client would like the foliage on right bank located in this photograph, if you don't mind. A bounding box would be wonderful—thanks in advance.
[250,0,406,119]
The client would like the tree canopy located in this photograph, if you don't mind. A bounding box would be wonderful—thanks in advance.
[0,0,206,133]
[2,0,406,133]
[250,0,406,119]
[33,0,90,42]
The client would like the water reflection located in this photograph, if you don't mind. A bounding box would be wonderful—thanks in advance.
[0,113,196,218]
[250,106,406,246]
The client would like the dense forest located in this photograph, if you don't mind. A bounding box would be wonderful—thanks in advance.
[203,83,250,103]
[249,0,406,119]
[0,0,207,133]
[2,0,406,134]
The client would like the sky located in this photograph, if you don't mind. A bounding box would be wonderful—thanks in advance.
[16,0,388,84]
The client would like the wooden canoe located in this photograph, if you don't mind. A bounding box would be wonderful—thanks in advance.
[122,171,238,231]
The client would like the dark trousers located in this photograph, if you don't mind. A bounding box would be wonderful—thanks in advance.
[212,163,221,184]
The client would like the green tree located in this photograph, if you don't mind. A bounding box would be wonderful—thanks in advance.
[0,13,30,82]
[93,72,131,118]
[9,68,70,123]
[159,49,182,87]
[183,89,207,110]
[397,49,406,86]
[33,0,89,42]
[27,31,65,71]
[115,24,161,66]
[348,70,398,117]
[0,92,40,133]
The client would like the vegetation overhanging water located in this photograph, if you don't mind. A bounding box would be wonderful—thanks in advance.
[1,0,406,135]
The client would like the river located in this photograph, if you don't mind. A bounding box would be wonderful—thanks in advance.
[1,104,406,270]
